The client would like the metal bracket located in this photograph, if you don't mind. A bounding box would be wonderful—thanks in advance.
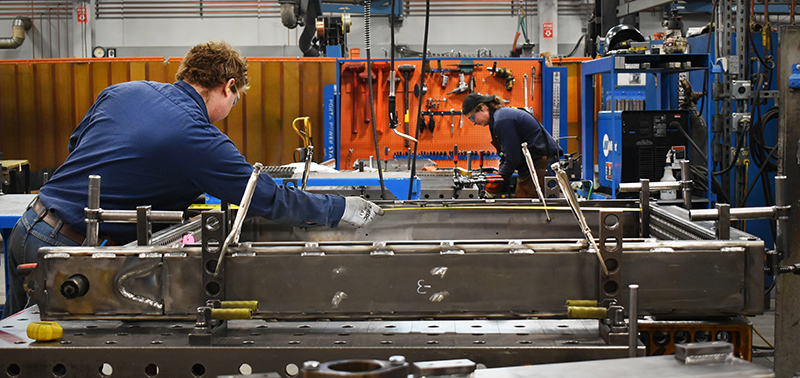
[639,179,650,238]
[544,176,560,198]
[136,205,152,246]
[598,210,623,304]
[731,80,751,99]
[715,203,731,240]
[188,302,227,346]
[202,211,227,304]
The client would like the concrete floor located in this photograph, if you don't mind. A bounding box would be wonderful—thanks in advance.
[749,298,777,370]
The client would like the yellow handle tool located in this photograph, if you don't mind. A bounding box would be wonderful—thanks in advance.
[292,117,311,148]
[567,306,607,319]
[211,308,253,320]
[566,299,598,307]
[27,321,63,341]
[220,300,259,311]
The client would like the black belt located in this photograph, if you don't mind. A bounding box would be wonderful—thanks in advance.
[32,199,86,245]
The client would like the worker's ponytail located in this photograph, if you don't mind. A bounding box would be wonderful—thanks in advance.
[485,96,506,111]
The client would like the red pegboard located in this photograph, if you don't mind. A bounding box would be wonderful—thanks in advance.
[338,58,544,169]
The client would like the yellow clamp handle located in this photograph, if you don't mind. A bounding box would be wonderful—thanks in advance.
[211,308,253,320]
[292,117,311,148]
[220,300,259,311]
[566,299,598,307]
[27,321,63,341]
[567,306,607,319]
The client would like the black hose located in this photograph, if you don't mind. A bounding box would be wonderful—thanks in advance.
[674,118,730,203]
[388,0,398,131]
[566,35,585,57]
[698,0,718,117]
[407,0,430,200]
[363,1,387,199]
[712,128,747,177]
[298,0,321,57]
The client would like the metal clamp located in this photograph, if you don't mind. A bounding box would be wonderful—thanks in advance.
[84,175,185,246]
[552,162,610,276]
[214,163,265,276]
[618,160,693,210]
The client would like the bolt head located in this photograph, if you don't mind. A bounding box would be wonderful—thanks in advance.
[389,355,406,366]
[303,361,321,370]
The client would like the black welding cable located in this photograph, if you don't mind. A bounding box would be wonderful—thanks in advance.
[363,1,387,199]
[566,35,585,57]
[674,117,730,203]
[698,0,718,117]
[388,0,398,131]
[407,0,431,200]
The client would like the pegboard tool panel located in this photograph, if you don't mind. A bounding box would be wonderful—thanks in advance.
[337,58,544,169]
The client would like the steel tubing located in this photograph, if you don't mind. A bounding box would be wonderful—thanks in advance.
[690,206,777,221]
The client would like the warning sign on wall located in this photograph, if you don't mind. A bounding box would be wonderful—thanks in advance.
[77,5,87,24]
[543,21,554,39]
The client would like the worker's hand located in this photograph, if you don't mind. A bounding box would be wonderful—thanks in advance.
[340,197,384,227]
[484,174,503,199]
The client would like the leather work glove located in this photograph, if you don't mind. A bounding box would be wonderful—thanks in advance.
[483,174,503,199]
[340,197,385,227]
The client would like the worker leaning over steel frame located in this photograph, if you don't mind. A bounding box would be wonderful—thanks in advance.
[2,41,382,318]
[462,93,562,198]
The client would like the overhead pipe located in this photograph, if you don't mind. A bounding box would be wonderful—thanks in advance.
[0,16,32,49]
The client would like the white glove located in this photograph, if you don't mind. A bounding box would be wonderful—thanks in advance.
[340,197,384,227]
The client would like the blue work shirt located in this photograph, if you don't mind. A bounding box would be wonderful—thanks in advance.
[38,80,345,244]
[489,107,561,182]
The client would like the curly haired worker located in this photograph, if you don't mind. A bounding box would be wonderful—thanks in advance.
[462,93,562,198]
[2,41,382,318]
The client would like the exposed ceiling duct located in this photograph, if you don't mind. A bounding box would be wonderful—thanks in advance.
[0,16,32,49]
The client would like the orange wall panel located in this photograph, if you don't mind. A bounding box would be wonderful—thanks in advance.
[0,58,336,172]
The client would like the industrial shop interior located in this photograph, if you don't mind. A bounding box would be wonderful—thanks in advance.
[0,0,798,377]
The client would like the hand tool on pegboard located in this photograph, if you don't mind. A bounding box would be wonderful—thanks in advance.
[450,108,455,134]
[344,62,365,134]
[359,68,376,126]
[487,61,515,91]
[447,72,469,95]
[373,61,390,133]
[523,74,530,112]
[398,64,416,146]
[453,145,459,170]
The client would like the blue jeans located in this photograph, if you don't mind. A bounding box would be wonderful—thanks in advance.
[2,205,80,318]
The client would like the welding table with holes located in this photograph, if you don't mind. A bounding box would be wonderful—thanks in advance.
[0,199,764,377]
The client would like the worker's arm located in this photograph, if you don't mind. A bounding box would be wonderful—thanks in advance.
[494,118,522,183]
[187,126,347,228]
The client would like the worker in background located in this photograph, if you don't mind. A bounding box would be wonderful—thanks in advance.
[462,93,561,198]
[2,41,382,318]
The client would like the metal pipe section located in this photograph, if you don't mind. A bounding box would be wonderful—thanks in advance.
[551,162,609,276]
[0,16,31,49]
[639,179,650,238]
[85,175,101,246]
[680,160,692,209]
[690,206,777,221]
[99,210,184,224]
[521,142,550,222]
[775,176,790,259]
[215,163,264,276]
[618,181,680,193]
[628,284,639,358]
